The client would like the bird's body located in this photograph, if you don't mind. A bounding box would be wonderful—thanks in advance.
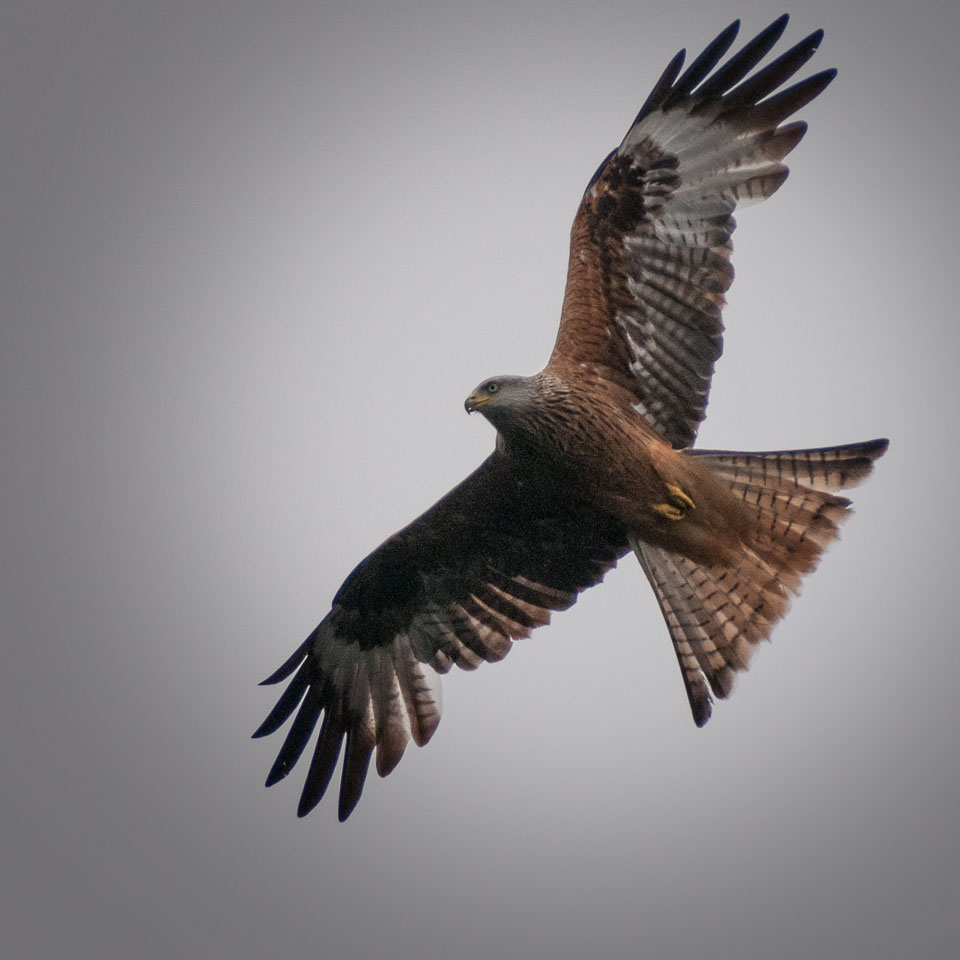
[475,371,749,565]
[256,15,888,820]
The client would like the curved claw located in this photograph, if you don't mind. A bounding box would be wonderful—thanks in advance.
[652,483,696,521]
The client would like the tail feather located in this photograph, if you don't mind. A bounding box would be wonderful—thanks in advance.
[690,438,888,493]
[636,439,887,725]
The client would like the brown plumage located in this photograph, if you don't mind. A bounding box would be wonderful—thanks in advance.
[255,15,887,820]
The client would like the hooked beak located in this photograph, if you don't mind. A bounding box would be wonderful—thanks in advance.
[464,392,490,414]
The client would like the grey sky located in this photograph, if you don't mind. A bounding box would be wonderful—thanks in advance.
[3,1,958,957]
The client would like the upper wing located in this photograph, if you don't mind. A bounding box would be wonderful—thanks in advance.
[254,452,627,820]
[547,15,836,449]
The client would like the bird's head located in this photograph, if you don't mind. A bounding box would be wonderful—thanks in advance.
[464,375,537,426]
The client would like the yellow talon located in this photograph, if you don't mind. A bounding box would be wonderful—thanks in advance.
[652,483,695,521]
[666,483,695,511]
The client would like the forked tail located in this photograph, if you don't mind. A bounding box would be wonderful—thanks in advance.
[633,439,888,726]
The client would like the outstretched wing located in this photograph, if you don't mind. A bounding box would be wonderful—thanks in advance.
[254,452,627,820]
[547,15,835,449]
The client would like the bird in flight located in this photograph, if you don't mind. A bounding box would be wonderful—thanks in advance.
[255,15,887,820]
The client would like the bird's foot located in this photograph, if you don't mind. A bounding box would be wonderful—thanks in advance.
[651,483,695,521]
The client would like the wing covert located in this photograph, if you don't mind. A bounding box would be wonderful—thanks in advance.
[547,16,836,449]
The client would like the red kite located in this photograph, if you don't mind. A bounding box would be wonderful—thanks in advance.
[255,15,887,820]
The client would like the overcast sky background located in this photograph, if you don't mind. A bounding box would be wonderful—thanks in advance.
[3,1,958,957]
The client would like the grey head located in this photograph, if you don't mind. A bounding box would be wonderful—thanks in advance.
[463,375,539,430]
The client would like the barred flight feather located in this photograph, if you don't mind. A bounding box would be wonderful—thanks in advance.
[691,16,791,100]
[691,440,889,493]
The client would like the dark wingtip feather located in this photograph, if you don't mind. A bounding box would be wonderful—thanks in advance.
[696,14,792,100]
[297,713,345,817]
[259,635,312,685]
[297,760,336,818]
[805,27,825,54]
[263,685,323,787]
[810,67,839,95]
[264,765,288,789]
[264,755,291,788]
[337,730,374,821]
[745,69,837,131]
[252,663,310,739]
[664,19,741,106]
[631,47,686,126]
[722,29,830,114]
[337,773,369,821]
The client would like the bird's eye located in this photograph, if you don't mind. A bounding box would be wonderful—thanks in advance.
[486,382,499,394]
